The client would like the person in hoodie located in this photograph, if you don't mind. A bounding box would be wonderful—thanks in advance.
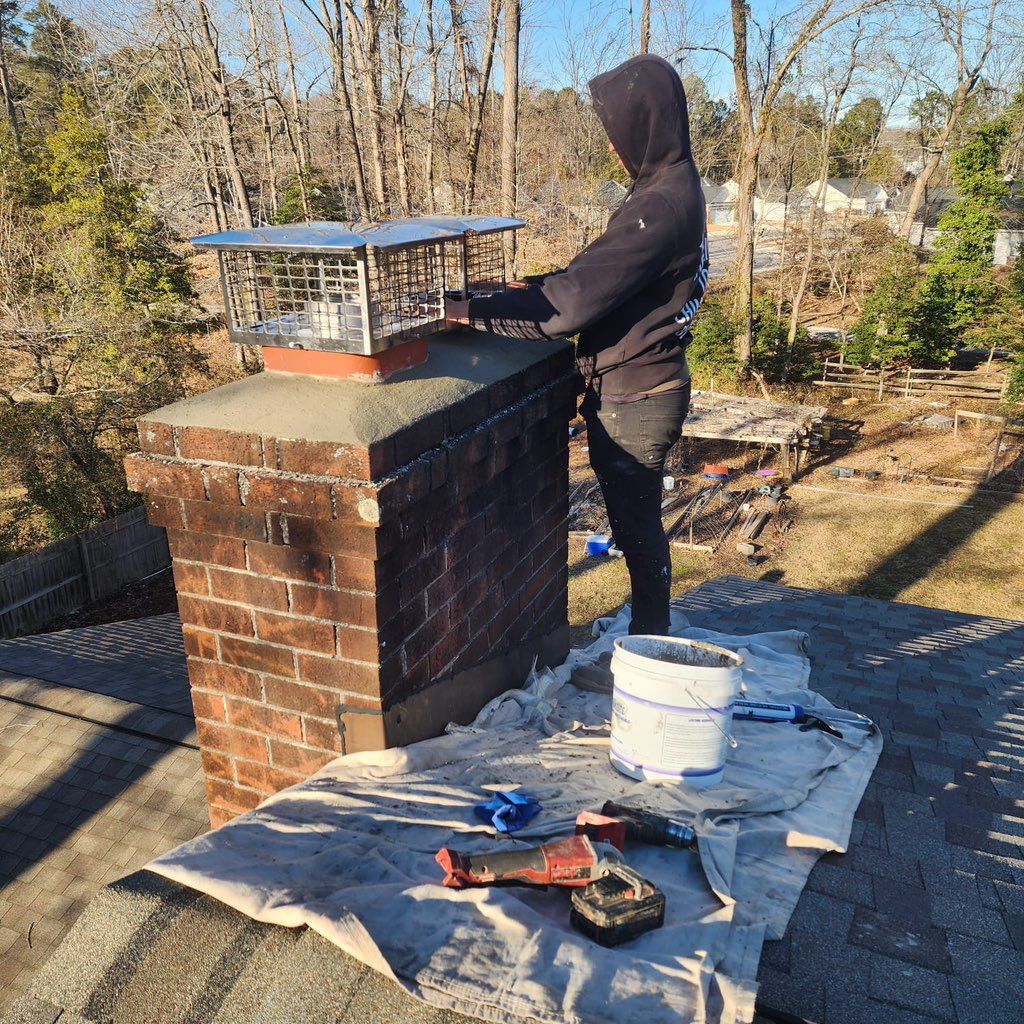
[446,54,708,637]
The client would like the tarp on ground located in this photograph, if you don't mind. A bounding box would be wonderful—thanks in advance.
[150,602,881,1024]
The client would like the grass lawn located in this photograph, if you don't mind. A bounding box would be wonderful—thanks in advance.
[568,395,1024,644]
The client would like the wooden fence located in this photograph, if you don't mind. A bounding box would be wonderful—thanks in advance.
[0,505,170,639]
[816,360,1008,402]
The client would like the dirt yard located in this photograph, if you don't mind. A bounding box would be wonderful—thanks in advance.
[567,391,1024,645]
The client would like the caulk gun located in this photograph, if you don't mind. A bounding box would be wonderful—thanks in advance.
[732,699,844,738]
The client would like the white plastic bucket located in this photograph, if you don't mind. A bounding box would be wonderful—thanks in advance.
[610,635,744,786]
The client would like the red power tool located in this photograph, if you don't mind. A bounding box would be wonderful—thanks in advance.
[436,835,621,889]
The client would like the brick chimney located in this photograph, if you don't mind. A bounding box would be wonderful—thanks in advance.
[125,332,576,827]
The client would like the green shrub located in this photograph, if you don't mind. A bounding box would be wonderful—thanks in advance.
[688,299,740,383]
[750,296,821,382]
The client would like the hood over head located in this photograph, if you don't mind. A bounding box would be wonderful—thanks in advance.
[589,54,692,181]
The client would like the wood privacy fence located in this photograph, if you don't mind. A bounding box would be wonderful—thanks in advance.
[0,506,170,639]
[816,360,1009,402]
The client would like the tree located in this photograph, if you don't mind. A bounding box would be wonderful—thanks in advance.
[0,92,204,539]
[898,0,1001,238]
[0,0,23,149]
[683,74,738,181]
[720,0,887,365]
[830,95,883,176]
[501,0,521,271]
[847,240,949,364]
[919,119,1009,332]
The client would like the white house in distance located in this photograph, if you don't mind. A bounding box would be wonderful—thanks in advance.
[717,178,793,223]
[805,177,889,215]
[887,184,1024,266]
[702,178,735,225]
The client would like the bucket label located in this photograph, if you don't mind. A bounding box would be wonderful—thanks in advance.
[611,691,732,777]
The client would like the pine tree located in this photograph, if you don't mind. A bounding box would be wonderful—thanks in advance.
[921,121,1010,335]
[0,90,204,540]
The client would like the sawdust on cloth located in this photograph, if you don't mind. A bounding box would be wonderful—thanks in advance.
[149,602,881,1024]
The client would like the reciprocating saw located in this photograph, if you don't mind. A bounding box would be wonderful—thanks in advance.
[436,835,622,889]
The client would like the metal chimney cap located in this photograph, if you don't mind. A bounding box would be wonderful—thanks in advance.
[190,223,370,254]
[404,215,527,235]
[349,219,466,249]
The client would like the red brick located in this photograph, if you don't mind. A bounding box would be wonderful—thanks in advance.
[178,595,254,637]
[487,370,527,412]
[178,425,263,466]
[290,584,377,627]
[393,410,445,466]
[331,483,382,524]
[399,546,445,610]
[491,407,523,444]
[208,568,289,611]
[200,747,232,778]
[183,500,268,542]
[187,658,262,700]
[446,518,485,569]
[430,619,470,677]
[166,530,247,569]
[145,496,184,531]
[270,740,337,775]
[191,689,227,722]
[219,635,296,677]
[390,653,429,699]
[234,759,306,794]
[209,805,236,828]
[336,625,384,663]
[446,389,490,436]
[424,448,449,491]
[332,554,380,590]
[426,570,458,617]
[254,610,335,653]
[276,514,389,558]
[125,454,206,500]
[226,698,302,741]
[303,716,346,753]
[196,719,269,762]
[137,420,177,456]
[205,777,263,813]
[171,561,208,596]
[204,465,242,504]
[182,625,218,660]
[264,677,339,717]
[295,654,382,696]
[244,473,332,518]
[404,608,448,668]
[275,438,376,480]
[371,462,431,517]
[247,541,333,585]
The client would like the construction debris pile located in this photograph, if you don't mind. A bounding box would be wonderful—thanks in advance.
[567,391,825,562]
[571,461,794,564]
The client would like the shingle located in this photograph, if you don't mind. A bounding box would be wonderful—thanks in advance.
[867,955,955,1020]
[849,907,951,973]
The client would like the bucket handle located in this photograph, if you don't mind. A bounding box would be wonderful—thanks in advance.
[684,687,739,749]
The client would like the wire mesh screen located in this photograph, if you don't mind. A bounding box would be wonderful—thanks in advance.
[219,241,452,354]
[220,250,367,351]
[366,241,450,346]
[465,233,509,294]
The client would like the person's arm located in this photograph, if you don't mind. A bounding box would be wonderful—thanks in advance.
[453,195,677,341]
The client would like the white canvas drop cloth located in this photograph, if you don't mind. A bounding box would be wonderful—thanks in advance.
[150,602,881,1024]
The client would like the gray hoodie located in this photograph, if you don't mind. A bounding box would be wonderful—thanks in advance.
[467,54,708,400]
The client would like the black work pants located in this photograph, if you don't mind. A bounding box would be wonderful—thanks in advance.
[581,382,691,636]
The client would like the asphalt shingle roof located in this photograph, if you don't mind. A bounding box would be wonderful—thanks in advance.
[0,619,205,1013]
[3,577,1024,1023]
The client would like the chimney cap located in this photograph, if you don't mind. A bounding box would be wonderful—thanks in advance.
[400,215,527,236]
[191,219,466,255]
